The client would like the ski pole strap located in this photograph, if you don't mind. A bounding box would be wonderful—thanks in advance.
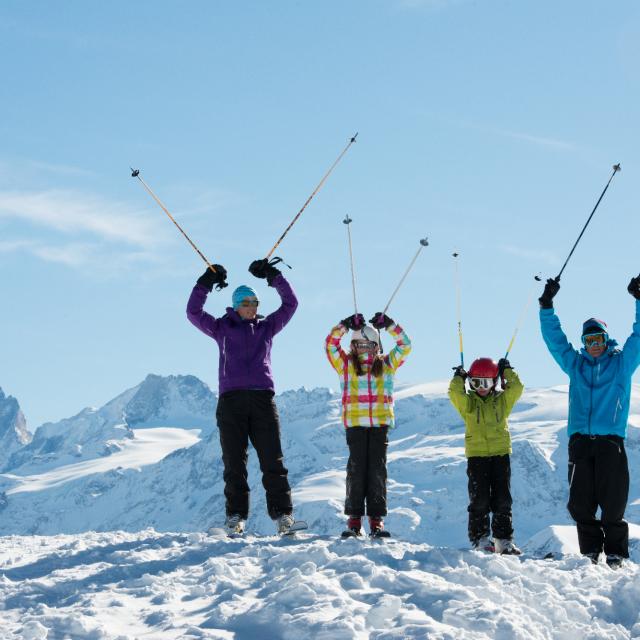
[266,133,358,259]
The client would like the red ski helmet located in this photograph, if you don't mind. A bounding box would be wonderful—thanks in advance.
[468,357,499,379]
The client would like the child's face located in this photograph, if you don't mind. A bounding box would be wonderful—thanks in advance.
[475,386,492,397]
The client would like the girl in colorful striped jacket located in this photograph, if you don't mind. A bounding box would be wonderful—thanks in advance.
[325,311,411,537]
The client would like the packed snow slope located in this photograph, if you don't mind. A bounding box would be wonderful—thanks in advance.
[1,376,640,638]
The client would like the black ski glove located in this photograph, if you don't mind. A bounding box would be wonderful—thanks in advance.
[538,277,560,309]
[369,312,394,329]
[341,313,365,331]
[197,265,228,292]
[627,274,640,300]
[249,258,282,286]
[452,366,467,380]
[497,358,512,376]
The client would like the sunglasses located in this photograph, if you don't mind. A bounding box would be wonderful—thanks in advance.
[582,332,607,348]
[469,377,495,391]
[353,341,377,350]
[240,299,259,308]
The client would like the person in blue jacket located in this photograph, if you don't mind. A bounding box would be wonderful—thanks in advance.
[538,274,640,568]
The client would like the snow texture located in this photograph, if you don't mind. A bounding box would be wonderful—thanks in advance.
[0,376,639,638]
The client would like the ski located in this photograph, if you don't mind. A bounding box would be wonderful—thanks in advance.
[279,520,308,536]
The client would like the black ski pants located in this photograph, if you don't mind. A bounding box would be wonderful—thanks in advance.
[345,426,388,518]
[568,434,629,557]
[467,455,513,543]
[216,390,292,520]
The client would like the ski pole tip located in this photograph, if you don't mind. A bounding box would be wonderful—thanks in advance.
[343,215,352,225]
[534,275,542,281]
[613,163,621,173]
[452,252,459,258]
[130,168,140,178]
[350,132,358,143]
[420,237,429,246]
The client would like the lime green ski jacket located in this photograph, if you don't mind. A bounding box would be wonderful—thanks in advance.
[448,369,524,458]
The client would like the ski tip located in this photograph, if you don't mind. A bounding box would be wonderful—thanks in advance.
[534,274,542,281]
[130,168,140,178]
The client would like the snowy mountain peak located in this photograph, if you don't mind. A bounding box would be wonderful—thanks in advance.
[124,373,216,428]
[0,387,31,470]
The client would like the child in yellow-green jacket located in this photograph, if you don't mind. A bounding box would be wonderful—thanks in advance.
[448,357,523,554]
[325,311,411,537]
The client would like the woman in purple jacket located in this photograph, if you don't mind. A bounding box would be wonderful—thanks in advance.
[187,259,298,536]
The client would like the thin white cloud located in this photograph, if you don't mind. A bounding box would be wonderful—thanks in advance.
[495,129,574,151]
[0,189,161,247]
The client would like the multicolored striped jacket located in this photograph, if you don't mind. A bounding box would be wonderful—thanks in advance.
[325,323,412,428]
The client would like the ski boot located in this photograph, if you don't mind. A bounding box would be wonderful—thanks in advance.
[606,554,624,569]
[494,538,522,556]
[472,536,495,553]
[584,551,600,565]
[368,516,390,539]
[341,516,363,538]
[224,514,246,538]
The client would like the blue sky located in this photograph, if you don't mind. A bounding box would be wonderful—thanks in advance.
[1,1,639,427]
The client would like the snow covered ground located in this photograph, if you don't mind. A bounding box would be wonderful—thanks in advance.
[0,377,639,638]
[1,528,639,639]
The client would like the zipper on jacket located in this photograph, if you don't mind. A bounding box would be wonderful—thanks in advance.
[222,337,227,378]
[587,363,594,436]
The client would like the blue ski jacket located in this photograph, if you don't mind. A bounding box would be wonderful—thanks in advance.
[539,299,640,439]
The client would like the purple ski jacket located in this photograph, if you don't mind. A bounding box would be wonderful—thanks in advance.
[186,274,298,395]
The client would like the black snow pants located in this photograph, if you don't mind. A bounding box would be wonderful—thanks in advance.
[216,390,292,520]
[344,426,388,517]
[568,434,629,557]
[467,455,513,543]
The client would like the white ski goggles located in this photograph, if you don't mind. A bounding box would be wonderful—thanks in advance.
[469,377,495,391]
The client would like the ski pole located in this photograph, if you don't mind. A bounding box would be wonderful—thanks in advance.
[343,215,359,315]
[503,275,542,361]
[131,169,217,273]
[555,163,621,280]
[265,133,358,259]
[382,238,429,315]
[453,251,464,368]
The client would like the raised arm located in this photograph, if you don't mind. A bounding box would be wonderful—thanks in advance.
[501,367,524,413]
[325,322,349,375]
[448,373,468,417]
[622,277,640,376]
[263,273,298,336]
[369,313,411,371]
[187,284,221,339]
[539,307,578,375]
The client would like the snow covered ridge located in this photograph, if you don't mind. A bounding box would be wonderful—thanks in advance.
[0,374,216,475]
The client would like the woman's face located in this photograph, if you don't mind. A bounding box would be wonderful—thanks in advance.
[237,297,259,320]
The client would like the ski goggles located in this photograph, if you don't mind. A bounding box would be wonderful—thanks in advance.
[469,377,495,391]
[353,340,378,350]
[239,299,259,308]
[582,332,607,348]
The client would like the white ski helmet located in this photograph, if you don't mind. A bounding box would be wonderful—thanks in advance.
[351,325,381,347]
